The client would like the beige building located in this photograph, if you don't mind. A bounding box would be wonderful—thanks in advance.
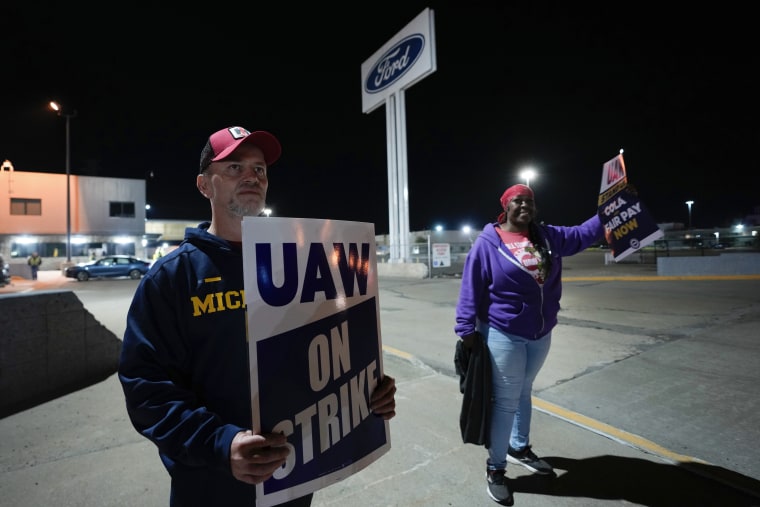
[0,164,147,270]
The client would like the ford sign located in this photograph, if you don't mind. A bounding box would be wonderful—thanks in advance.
[364,34,425,94]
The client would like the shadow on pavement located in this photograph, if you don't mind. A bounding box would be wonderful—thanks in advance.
[510,455,760,507]
[0,365,118,419]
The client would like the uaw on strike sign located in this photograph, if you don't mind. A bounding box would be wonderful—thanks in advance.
[241,217,390,507]
[598,153,663,261]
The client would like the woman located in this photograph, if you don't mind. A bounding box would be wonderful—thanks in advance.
[455,184,603,506]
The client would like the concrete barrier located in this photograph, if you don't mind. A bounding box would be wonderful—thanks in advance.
[377,262,428,278]
[0,290,122,417]
[657,252,760,276]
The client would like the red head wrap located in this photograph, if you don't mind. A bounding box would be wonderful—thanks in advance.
[497,184,534,223]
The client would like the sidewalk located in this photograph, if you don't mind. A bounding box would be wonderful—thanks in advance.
[0,270,75,294]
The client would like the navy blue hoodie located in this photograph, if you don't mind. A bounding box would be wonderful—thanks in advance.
[119,223,261,505]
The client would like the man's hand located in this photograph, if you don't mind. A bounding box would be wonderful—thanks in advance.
[370,375,397,420]
[230,430,290,485]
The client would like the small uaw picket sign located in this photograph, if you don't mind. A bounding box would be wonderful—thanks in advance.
[598,151,663,261]
[241,217,390,507]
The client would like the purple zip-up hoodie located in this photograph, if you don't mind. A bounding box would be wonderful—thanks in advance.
[455,215,603,340]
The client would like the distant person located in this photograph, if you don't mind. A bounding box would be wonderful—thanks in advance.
[0,254,7,285]
[455,184,603,506]
[118,126,397,507]
[27,251,42,280]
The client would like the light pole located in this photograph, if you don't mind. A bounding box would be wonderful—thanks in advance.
[49,101,77,263]
[519,167,536,187]
[426,231,432,277]
[685,200,694,229]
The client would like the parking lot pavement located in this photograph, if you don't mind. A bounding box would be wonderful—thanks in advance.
[2,255,760,506]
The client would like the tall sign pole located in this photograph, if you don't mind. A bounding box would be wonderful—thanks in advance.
[361,8,436,263]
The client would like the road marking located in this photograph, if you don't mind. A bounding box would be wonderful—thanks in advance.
[563,275,760,281]
[382,345,415,361]
[532,397,707,464]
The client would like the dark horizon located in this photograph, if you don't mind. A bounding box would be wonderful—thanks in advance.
[2,4,758,234]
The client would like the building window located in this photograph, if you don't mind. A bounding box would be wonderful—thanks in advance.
[10,198,42,215]
[109,201,135,218]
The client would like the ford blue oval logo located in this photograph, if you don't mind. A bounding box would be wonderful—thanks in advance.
[364,34,425,94]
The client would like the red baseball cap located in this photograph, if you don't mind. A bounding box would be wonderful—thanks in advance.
[199,126,282,173]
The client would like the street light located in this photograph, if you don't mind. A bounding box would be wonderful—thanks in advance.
[685,200,694,229]
[462,225,473,247]
[49,101,77,263]
[519,167,536,187]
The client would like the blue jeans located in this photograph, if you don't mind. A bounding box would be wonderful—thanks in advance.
[483,326,552,470]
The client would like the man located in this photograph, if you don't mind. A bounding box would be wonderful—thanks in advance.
[118,126,397,506]
[27,251,42,280]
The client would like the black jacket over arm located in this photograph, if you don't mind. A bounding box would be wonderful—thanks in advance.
[454,335,491,448]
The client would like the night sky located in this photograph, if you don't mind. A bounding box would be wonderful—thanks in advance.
[2,3,757,234]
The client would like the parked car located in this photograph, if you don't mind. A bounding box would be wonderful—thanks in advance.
[64,255,151,281]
